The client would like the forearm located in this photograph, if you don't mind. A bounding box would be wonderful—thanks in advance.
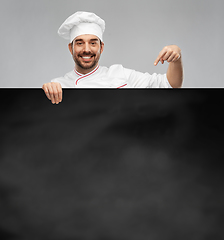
[167,56,184,88]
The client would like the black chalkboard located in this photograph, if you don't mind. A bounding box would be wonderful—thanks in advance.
[0,90,223,240]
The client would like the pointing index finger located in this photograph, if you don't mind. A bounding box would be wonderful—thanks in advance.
[154,58,160,66]
[154,50,166,66]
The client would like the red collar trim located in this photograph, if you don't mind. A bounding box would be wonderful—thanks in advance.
[74,70,83,77]
[74,65,100,85]
[117,84,127,89]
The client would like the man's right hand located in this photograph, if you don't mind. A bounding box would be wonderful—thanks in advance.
[42,82,63,104]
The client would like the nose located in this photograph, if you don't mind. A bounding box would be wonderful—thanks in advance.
[83,43,91,53]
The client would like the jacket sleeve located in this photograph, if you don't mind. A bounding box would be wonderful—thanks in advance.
[123,68,172,88]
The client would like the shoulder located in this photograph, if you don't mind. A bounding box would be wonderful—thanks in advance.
[51,70,76,88]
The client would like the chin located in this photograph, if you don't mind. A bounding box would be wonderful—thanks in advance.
[74,55,100,70]
[78,60,98,70]
[81,63,97,70]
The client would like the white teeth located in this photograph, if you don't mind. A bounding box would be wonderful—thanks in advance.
[82,56,91,59]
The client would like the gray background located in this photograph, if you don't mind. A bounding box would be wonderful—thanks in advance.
[0,0,223,88]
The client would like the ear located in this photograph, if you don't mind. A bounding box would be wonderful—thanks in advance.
[100,42,105,54]
[68,43,73,55]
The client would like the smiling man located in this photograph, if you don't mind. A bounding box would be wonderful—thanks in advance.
[70,35,104,75]
[42,12,183,104]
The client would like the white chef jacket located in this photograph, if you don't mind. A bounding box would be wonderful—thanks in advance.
[51,64,172,88]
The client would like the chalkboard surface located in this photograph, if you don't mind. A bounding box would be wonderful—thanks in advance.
[0,90,223,240]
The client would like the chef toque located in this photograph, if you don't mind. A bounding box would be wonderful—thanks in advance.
[58,11,105,43]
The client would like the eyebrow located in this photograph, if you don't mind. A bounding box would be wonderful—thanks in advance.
[74,38,100,42]
[89,38,100,42]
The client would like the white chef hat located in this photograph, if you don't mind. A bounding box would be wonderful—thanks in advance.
[58,11,105,43]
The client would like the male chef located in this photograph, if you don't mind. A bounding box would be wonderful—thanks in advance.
[42,11,183,104]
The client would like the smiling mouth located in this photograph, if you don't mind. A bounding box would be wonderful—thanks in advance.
[80,55,94,61]
[82,56,92,59]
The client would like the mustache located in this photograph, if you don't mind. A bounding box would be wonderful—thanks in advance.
[78,52,95,57]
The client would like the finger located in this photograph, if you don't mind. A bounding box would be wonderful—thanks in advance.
[47,84,56,104]
[167,53,176,63]
[154,57,160,66]
[173,54,181,62]
[162,51,173,62]
[42,84,51,101]
[168,53,181,63]
[154,50,166,66]
[55,83,63,103]
[51,83,60,104]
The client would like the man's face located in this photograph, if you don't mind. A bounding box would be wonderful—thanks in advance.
[69,34,104,74]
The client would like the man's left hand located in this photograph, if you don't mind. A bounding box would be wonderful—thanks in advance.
[154,45,181,66]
